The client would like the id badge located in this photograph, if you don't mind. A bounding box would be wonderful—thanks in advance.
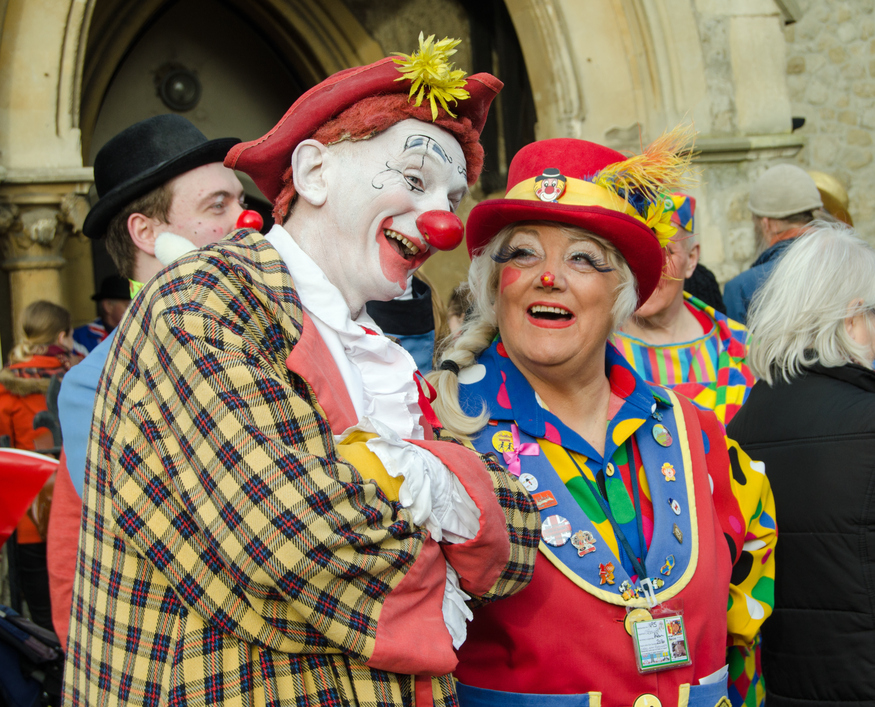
[628,600,691,674]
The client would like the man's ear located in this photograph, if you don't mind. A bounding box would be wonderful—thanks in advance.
[127,213,158,256]
[292,140,329,207]
[685,242,700,279]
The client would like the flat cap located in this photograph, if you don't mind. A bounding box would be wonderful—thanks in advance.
[749,164,823,219]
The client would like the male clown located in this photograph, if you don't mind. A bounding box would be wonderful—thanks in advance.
[63,36,540,706]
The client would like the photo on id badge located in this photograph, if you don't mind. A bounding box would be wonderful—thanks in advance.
[631,611,691,673]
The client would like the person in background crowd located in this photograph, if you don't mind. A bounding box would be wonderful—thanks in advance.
[367,271,448,372]
[48,114,245,646]
[611,194,764,706]
[808,170,853,226]
[430,135,776,706]
[613,194,755,426]
[446,281,472,334]
[684,261,726,314]
[71,275,131,354]
[1,300,81,632]
[724,164,822,324]
[728,222,875,707]
[62,35,538,706]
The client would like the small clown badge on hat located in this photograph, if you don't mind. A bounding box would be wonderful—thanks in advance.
[534,169,567,202]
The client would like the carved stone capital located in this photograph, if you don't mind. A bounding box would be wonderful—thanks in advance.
[59,193,91,238]
[0,204,69,271]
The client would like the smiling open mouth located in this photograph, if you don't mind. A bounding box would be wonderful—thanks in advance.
[528,304,573,321]
[385,228,421,259]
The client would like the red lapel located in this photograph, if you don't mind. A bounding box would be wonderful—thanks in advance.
[286,312,358,432]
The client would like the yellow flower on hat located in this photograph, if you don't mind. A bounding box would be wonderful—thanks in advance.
[393,32,470,120]
[645,201,677,248]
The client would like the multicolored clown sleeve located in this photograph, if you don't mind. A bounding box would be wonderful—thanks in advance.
[692,407,777,648]
[723,438,776,649]
[693,406,776,707]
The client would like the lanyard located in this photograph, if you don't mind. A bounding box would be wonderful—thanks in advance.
[567,444,648,580]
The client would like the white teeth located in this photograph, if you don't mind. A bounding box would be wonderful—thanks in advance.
[530,305,571,315]
[384,229,420,256]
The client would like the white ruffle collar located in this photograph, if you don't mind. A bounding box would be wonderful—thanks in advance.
[265,224,424,440]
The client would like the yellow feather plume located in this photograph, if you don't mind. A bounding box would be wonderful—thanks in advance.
[593,124,697,247]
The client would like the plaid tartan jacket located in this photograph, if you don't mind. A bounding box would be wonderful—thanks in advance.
[62,230,539,707]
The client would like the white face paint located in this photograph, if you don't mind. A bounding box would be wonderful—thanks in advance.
[319,119,468,312]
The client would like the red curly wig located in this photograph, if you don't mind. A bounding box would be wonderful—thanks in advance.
[272,93,484,225]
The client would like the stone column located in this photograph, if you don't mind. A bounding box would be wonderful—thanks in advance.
[0,167,92,336]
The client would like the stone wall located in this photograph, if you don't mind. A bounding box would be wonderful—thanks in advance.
[785,0,875,238]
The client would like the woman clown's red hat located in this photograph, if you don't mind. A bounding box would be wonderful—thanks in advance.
[465,130,695,305]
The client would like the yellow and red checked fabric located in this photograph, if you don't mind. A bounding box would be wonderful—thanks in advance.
[63,231,540,707]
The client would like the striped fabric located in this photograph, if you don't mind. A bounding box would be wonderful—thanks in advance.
[612,293,755,425]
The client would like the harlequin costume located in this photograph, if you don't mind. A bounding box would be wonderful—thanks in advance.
[446,137,776,707]
[63,38,539,706]
[611,294,754,427]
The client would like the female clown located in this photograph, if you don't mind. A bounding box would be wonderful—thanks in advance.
[429,136,776,707]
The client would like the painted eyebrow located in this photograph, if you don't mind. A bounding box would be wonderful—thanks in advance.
[509,228,543,239]
[403,135,451,164]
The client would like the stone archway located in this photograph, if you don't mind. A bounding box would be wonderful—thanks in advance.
[502,0,712,145]
[501,0,802,284]
[0,0,382,347]
[79,0,384,158]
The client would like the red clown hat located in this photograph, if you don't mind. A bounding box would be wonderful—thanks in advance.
[466,132,694,305]
[226,46,501,204]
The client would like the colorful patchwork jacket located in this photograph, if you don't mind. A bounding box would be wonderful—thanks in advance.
[62,230,540,707]
[453,341,776,707]
[612,293,755,426]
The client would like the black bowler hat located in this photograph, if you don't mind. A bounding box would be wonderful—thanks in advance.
[83,114,240,239]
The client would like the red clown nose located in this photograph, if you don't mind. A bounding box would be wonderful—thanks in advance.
[236,209,264,231]
[415,210,464,251]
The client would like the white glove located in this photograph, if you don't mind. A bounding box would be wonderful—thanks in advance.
[346,417,480,543]
[443,565,473,649]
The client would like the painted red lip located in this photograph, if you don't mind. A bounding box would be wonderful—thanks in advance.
[526,301,576,329]
[380,219,429,264]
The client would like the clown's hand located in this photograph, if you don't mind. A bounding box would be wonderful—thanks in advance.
[354,417,480,543]
[443,565,473,649]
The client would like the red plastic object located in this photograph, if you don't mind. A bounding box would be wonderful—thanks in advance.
[540,272,555,287]
[236,209,264,231]
[0,448,58,547]
[415,210,464,251]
